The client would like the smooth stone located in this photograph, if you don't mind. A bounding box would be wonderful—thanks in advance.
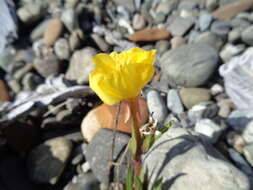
[43,18,63,46]
[228,28,241,43]
[219,48,253,109]
[193,31,224,50]
[220,43,245,62]
[128,29,171,42]
[155,40,170,56]
[210,20,231,39]
[0,80,10,102]
[199,12,213,32]
[170,36,186,49]
[219,0,239,5]
[30,19,50,41]
[54,38,70,60]
[64,173,100,190]
[65,47,96,84]
[147,90,168,123]
[230,18,251,29]
[195,119,224,144]
[8,79,21,93]
[167,89,184,114]
[28,137,73,185]
[69,29,84,51]
[132,13,146,30]
[144,127,251,190]
[81,98,149,142]
[22,72,43,91]
[228,148,253,177]
[242,121,253,144]
[13,63,33,80]
[206,0,219,11]
[160,44,218,87]
[241,26,253,45]
[17,3,44,24]
[85,129,131,184]
[218,100,231,118]
[71,154,84,166]
[33,55,61,77]
[243,143,253,167]
[167,16,195,36]
[227,109,253,132]
[210,83,224,95]
[91,34,110,52]
[61,8,79,32]
[179,88,211,109]
[113,0,134,12]
[212,0,253,20]
[227,131,246,153]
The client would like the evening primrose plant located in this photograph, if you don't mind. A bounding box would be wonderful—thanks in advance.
[89,47,161,188]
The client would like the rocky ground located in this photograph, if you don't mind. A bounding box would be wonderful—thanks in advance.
[1,0,253,189]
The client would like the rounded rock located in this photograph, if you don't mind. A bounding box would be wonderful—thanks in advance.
[43,18,63,46]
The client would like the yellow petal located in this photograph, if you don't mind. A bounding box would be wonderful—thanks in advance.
[92,53,116,72]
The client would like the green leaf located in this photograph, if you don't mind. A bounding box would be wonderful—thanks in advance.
[141,134,155,153]
[159,120,174,134]
[125,166,134,190]
[134,176,143,190]
[130,124,138,159]
[152,178,163,190]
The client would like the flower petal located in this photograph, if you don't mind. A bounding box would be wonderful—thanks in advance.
[92,53,116,72]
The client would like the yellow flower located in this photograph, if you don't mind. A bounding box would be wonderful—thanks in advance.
[89,47,156,105]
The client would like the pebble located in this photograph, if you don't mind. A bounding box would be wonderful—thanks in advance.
[179,88,211,109]
[61,8,79,32]
[0,80,9,102]
[13,63,33,81]
[81,162,91,173]
[132,13,146,30]
[170,36,186,49]
[241,25,253,45]
[43,18,63,46]
[54,38,70,60]
[66,47,97,84]
[69,29,84,51]
[242,121,253,144]
[160,44,218,87]
[193,31,224,50]
[218,100,231,118]
[167,89,184,114]
[212,0,253,19]
[128,29,171,42]
[243,143,253,167]
[17,3,44,24]
[210,20,231,39]
[206,0,219,11]
[33,55,61,77]
[210,83,224,95]
[220,43,245,62]
[228,28,241,43]
[71,154,84,166]
[227,131,246,153]
[228,148,253,177]
[199,12,213,32]
[155,40,170,56]
[167,16,195,36]
[147,90,168,123]
[85,129,131,184]
[28,137,73,184]
[195,119,224,144]
[91,34,110,52]
[230,18,251,29]
[31,19,50,41]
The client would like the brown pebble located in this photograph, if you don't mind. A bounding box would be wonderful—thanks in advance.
[128,28,171,42]
[81,97,149,142]
[0,80,10,102]
[212,0,253,20]
[43,18,63,46]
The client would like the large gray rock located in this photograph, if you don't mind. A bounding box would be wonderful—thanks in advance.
[160,44,218,87]
[241,26,253,45]
[144,127,250,190]
[66,47,97,84]
[220,48,253,109]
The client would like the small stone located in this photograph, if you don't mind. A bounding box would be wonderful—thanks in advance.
[71,154,84,166]
[241,25,253,45]
[13,63,33,80]
[167,89,184,114]
[212,0,253,19]
[220,43,245,62]
[153,12,166,24]
[147,90,168,123]
[34,55,61,77]
[210,20,231,39]
[0,80,9,102]
[210,83,224,95]
[22,72,42,91]
[243,143,253,167]
[230,18,251,29]
[128,29,171,42]
[69,29,84,51]
[56,109,72,122]
[170,36,185,49]
[218,100,231,118]
[81,162,91,173]
[193,32,224,50]
[227,131,246,153]
[28,137,72,184]
[199,12,213,32]
[179,88,211,109]
[228,148,253,177]
[242,121,253,144]
[85,129,131,184]
[31,20,50,41]
[17,3,44,24]
[228,28,242,43]
[155,40,170,56]
[8,79,21,93]
[206,0,219,11]
[61,8,78,32]
[43,18,63,46]
[66,47,96,84]
[195,119,224,144]
[132,14,146,30]
[167,16,194,36]
[54,38,70,60]
[91,34,110,52]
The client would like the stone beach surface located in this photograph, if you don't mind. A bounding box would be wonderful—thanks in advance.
[1,0,253,189]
